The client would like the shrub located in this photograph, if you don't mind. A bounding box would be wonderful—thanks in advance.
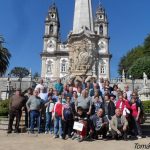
[142,100,150,114]
[0,99,9,116]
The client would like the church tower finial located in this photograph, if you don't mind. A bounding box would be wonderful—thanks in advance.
[99,0,101,6]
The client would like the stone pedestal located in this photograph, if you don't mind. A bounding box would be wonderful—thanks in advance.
[138,86,150,101]
[68,29,99,81]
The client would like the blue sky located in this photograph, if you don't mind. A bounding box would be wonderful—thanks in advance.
[0,0,150,78]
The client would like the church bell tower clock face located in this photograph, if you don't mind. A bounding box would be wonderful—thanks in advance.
[47,39,55,52]
[98,40,106,53]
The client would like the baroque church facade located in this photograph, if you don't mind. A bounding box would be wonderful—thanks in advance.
[41,0,111,82]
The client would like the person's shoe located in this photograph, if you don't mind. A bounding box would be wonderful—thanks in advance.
[30,131,34,134]
[53,135,58,139]
[45,131,48,134]
[59,135,63,139]
[7,130,12,134]
[102,136,108,141]
[137,135,142,139]
[14,129,19,133]
[78,137,84,142]
[72,134,77,140]
[68,135,72,139]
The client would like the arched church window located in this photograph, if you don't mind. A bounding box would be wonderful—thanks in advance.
[99,25,103,35]
[49,24,53,33]
[100,65,106,74]
[50,13,55,19]
[61,60,67,73]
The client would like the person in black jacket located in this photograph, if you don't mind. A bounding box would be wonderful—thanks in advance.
[103,94,116,120]
[90,108,109,140]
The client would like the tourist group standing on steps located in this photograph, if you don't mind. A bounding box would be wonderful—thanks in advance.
[7,77,144,142]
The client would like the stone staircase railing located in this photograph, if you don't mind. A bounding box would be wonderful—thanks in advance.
[0,112,149,136]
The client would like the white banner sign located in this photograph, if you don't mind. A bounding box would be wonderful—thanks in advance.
[73,121,83,131]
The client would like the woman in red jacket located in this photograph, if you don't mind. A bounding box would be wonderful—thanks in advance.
[116,93,131,117]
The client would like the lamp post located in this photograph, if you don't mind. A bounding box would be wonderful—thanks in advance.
[129,75,135,91]
[6,73,11,99]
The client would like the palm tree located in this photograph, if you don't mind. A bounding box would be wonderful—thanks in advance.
[0,36,11,76]
[10,67,30,89]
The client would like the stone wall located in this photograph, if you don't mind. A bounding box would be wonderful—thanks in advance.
[0,77,33,100]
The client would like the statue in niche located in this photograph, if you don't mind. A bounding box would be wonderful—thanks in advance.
[143,72,148,87]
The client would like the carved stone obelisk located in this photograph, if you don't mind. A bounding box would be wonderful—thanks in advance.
[68,0,99,81]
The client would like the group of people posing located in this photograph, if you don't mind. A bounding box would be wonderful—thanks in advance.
[7,77,144,142]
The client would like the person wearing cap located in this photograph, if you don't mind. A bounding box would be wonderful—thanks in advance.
[7,88,26,133]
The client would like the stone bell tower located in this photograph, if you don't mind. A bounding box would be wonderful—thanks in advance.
[41,3,69,81]
[94,3,112,79]
[68,0,99,81]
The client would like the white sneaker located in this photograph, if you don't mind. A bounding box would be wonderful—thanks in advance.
[137,135,142,139]
[45,131,48,134]
[59,136,63,139]
[53,135,58,139]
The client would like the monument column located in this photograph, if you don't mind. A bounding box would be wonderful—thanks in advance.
[73,0,94,33]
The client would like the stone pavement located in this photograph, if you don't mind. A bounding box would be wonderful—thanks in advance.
[0,132,150,150]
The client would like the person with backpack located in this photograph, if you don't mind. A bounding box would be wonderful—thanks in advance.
[62,96,74,139]
[53,96,63,138]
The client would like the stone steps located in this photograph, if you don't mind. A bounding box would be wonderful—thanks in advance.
[141,113,150,136]
[0,112,26,132]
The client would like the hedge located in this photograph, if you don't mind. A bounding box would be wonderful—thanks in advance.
[0,99,9,116]
[142,100,150,114]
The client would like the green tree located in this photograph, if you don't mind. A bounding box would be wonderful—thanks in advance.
[118,46,144,75]
[143,34,150,55]
[0,36,11,76]
[33,72,40,81]
[127,56,150,79]
[118,34,150,78]
[10,67,29,89]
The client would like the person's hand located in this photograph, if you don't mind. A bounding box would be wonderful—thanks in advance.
[90,129,93,133]
[123,126,127,131]
[62,116,65,121]
[87,111,90,115]
[28,109,30,112]
[136,117,139,121]
[52,115,55,120]
[102,122,107,126]
[117,130,121,135]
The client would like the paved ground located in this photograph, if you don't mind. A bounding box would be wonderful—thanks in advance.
[0,132,150,150]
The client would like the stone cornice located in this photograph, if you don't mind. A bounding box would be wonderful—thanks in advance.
[68,30,99,43]
[41,51,69,57]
